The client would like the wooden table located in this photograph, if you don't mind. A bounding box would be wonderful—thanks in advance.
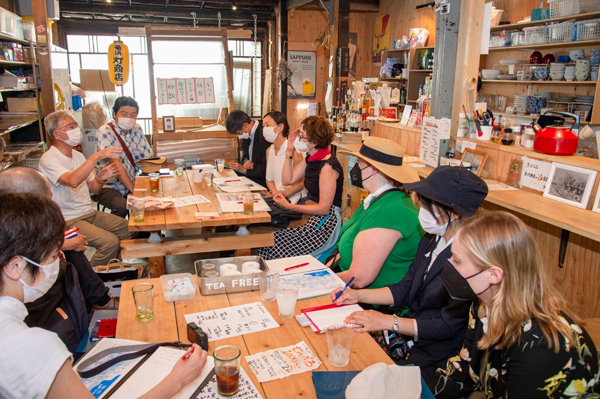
[121,169,274,276]
[116,278,394,399]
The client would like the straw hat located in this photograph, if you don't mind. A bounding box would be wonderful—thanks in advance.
[338,136,419,184]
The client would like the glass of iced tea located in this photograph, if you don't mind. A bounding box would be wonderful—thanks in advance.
[174,159,185,176]
[213,345,241,397]
[132,283,154,322]
[243,192,254,215]
[149,173,160,193]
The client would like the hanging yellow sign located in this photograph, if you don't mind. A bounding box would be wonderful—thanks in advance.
[108,41,129,86]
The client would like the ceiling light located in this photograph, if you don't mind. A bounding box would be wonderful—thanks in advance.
[231,1,237,10]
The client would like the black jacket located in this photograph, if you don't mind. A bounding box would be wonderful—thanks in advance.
[240,120,269,188]
[387,234,472,378]
[24,261,91,354]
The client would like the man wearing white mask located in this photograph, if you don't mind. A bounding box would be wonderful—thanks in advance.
[94,96,154,218]
[39,110,133,267]
[225,109,270,188]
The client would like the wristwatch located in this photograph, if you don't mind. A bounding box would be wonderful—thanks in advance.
[392,315,399,332]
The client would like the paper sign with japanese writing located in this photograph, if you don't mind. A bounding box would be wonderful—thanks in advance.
[245,341,322,383]
[521,156,552,192]
[184,302,279,341]
[157,78,215,105]
[419,117,441,168]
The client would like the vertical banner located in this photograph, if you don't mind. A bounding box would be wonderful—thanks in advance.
[156,78,216,105]
[108,41,130,86]
[287,51,316,99]
[373,14,391,65]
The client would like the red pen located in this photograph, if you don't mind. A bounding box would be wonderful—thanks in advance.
[225,179,241,183]
[65,227,80,236]
[182,346,195,360]
[284,262,310,271]
[237,200,259,204]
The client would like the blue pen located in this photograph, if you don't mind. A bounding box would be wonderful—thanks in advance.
[333,277,355,302]
[315,214,330,230]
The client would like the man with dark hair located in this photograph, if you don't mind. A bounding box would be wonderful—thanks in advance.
[225,110,270,188]
[94,96,154,218]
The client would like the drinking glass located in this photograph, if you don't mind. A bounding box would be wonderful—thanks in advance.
[131,199,146,223]
[215,158,225,172]
[258,270,279,302]
[243,192,254,215]
[174,159,185,176]
[326,326,355,367]
[214,345,241,397]
[149,173,160,193]
[132,283,154,322]
[276,284,298,318]
[202,171,212,186]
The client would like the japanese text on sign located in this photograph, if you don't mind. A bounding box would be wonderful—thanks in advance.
[245,341,322,383]
[157,78,215,105]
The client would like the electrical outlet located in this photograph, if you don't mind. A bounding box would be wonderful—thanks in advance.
[346,194,351,207]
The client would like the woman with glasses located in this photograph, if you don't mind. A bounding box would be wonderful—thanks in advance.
[258,116,343,260]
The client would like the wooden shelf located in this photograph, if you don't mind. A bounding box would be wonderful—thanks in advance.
[489,110,539,119]
[0,32,31,46]
[489,39,600,51]
[380,78,406,82]
[410,69,433,72]
[491,11,600,32]
[0,60,34,67]
[387,48,409,52]
[482,79,597,84]
[0,120,38,136]
[0,86,38,92]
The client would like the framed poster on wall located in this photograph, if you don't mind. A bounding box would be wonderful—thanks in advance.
[287,51,316,99]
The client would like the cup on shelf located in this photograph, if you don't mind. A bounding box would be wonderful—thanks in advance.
[477,125,493,141]
[592,66,599,81]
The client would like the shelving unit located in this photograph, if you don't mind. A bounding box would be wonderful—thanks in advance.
[490,38,600,51]
[491,11,600,32]
[482,79,597,84]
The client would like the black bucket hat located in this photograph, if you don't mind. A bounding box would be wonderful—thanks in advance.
[404,166,488,217]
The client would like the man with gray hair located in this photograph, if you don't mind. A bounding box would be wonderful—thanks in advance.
[39,110,133,267]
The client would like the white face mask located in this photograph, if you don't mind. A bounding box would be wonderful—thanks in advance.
[60,127,83,146]
[117,117,136,131]
[418,207,450,236]
[19,256,60,303]
[294,139,310,153]
[262,126,280,143]
[238,132,250,140]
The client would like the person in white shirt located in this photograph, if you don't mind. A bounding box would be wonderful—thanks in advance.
[262,111,305,204]
[0,193,207,399]
[38,110,133,267]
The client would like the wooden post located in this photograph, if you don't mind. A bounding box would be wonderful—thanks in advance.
[223,37,235,111]
[278,0,288,113]
[32,0,55,116]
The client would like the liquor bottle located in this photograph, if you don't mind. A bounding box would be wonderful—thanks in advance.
[331,106,338,132]
[400,85,407,105]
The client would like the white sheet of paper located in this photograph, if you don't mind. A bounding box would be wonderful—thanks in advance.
[265,255,327,276]
[216,193,271,213]
[400,105,412,125]
[172,195,211,208]
[307,102,317,116]
[419,117,441,168]
[214,177,268,193]
[77,338,148,399]
[520,156,552,192]
[280,268,345,300]
[189,357,262,399]
[485,180,518,190]
[303,304,364,333]
[184,302,280,341]
[379,86,392,108]
[246,341,322,383]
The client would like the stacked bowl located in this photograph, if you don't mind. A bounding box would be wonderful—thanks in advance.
[534,68,549,81]
[564,66,576,81]
[482,69,501,80]
[514,94,528,114]
[592,66,599,81]
[575,60,591,81]
[527,96,547,115]
[591,49,600,65]
[569,49,585,61]
[550,62,566,81]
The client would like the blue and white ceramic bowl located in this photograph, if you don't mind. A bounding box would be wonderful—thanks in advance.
[527,96,547,115]
[534,69,549,81]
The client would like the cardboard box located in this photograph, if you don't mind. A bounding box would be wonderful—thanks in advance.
[79,69,116,92]
[7,97,38,112]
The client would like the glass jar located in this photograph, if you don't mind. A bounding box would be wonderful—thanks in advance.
[501,128,514,145]
[492,125,502,144]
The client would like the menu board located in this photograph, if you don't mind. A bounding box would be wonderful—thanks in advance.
[419,117,441,168]
[157,78,215,105]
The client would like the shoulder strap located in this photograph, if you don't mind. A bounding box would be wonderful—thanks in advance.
[108,123,136,168]
[75,341,189,378]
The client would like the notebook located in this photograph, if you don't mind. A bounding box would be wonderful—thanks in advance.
[300,303,364,333]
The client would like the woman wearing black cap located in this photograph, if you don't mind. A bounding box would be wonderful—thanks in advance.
[331,165,488,378]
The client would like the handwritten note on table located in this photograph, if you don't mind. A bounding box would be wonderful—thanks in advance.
[246,341,322,383]
[184,302,280,341]
[279,268,345,300]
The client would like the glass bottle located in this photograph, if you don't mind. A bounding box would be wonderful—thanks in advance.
[501,128,514,145]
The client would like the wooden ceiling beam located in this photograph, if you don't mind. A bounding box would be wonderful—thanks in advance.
[286,0,314,10]
[299,0,379,12]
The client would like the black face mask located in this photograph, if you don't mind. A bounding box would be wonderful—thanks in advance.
[442,260,491,301]
[349,163,372,188]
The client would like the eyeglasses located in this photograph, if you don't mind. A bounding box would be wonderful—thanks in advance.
[57,121,80,131]
[299,134,309,140]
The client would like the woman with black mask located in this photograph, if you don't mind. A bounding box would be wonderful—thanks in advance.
[331,166,488,378]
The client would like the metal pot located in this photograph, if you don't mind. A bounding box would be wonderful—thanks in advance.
[532,111,580,155]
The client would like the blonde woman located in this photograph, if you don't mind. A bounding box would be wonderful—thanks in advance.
[433,211,599,398]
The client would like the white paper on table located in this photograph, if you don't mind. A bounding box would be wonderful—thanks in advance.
[520,156,552,192]
[171,195,211,208]
[265,255,327,276]
[403,156,419,163]
[76,338,147,399]
[279,268,345,300]
[213,177,267,192]
[245,341,322,383]
[216,193,271,213]
[485,180,518,191]
[302,304,364,333]
[184,302,280,341]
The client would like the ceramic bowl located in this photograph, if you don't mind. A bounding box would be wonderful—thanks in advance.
[534,69,549,80]
[557,55,571,63]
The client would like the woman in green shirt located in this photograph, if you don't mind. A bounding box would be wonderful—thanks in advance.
[330,137,422,289]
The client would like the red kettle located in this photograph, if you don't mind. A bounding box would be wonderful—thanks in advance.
[532,111,580,155]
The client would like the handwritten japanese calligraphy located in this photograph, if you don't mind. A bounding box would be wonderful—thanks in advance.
[245,341,322,383]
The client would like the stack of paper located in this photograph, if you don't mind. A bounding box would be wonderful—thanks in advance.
[216,193,271,213]
[213,176,267,192]
[301,304,364,333]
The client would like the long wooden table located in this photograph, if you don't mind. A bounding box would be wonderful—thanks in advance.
[121,169,274,276]
[116,278,395,399]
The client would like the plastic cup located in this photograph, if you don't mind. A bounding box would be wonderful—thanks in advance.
[215,158,225,172]
[214,345,241,397]
[243,192,254,215]
[326,326,354,367]
[174,159,185,176]
[131,199,146,223]
[202,171,212,186]
[258,270,279,302]
[276,284,298,318]
[149,173,160,192]
[132,283,154,322]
